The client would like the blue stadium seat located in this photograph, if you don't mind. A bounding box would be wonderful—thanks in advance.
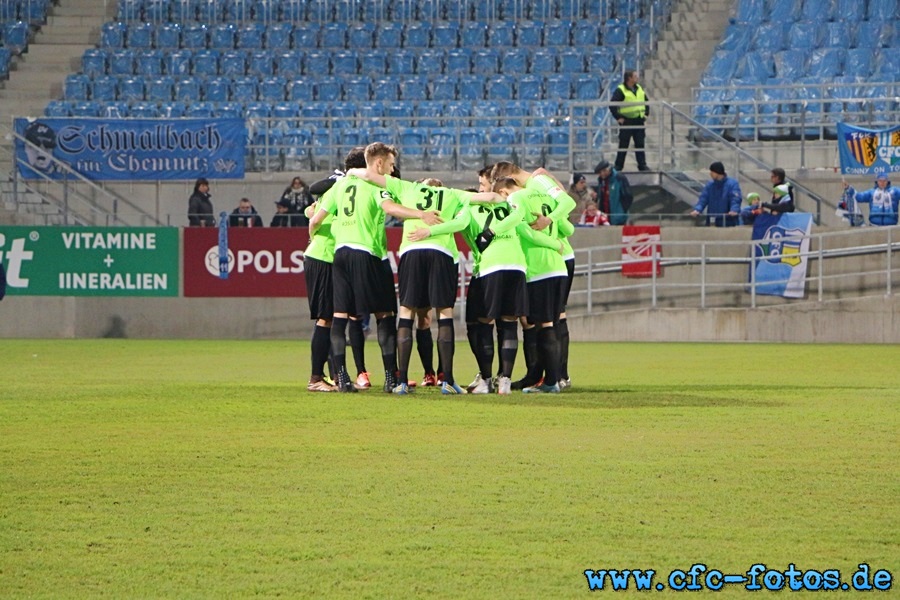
[372,78,400,100]
[488,21,515,47]
[444,100,472,125]
[498,48,527,74]
[717,24,753,53]
[862,83,895,113]
[501,100,530,127]
[332,50,359,75]
[368,126,397,146]
[460,20,488,47]
[102,101,129,118]
[573,21,599,46]
[174,76,201,101]
[220,50,247,76]
[116,0,140,20]
[237,23,264,49]
[159,101,186,118]
[197,0,226,22]
[800,0,836,20]
[304,51,329,76]
[515,20,543,46]
[445,48,472,74]
[315,76,342,101]
[528,1,553,19]
[136,49,164,76]
[400,77,427,100]
[457,75,484,100]
[602,18,629,46]
[723,86,758,141]
[875,51,900,79]
[403,21,431,48]
[204,76,231,102]
[82,49,108,77]
[792,77,824,139]
[529,47,557,73]
[428,127,455,170]
[109,49,135,75]
[275,50,302,77]
[385,102,416,128]
[165,50,192,76]
[789,20,822,50]
[736,50,775,83]
[572,74,601,100]
[767,0,801,22]
[544,20,573,46]
[836,0,864,21]
[101,21,126,48]
[557,48,585,73]
[702,50,739,81]
[245,101,272,120]
[359,49,388,76]
[126,23,153,49]
[334,0,358,21]
[399,127,428,170]
[692,88,727,140]
[544,73,572,100]
[281,0,308,21]
[329,100,356,123]
[248,50,275,77]
[432,21,459,47]
[265,23,292,49]
[388,49,417,75]
[342,76,371,101]
[458,127,486,169]
[774,49,808,79]
[416,49,445,76]
[289,79,314,102]
[517,74,543,99]
[147,75,174,102]
[181,23,208,49]
[867,0,895,20]
[2,21,28,54]
[844,47,873,77]
[70,101,101,117]
[272,100,300,126]
[185,101,214,118]
[231,76,258,102]
[117,77,145,102]
[854,21,892,49]
[143,0,170,21]
[291,25,318,49]
[532,99,560,119]
[90,75,118,101]
[822,21,852,48]
[300,103,328,121]
[284,128,312,171]
[586,46,617,74]
[472,100,501,127]
[376,22,403,48]
[807,47,844,78]
[192,49,220,77]
[155,22,181,49]
[252,0,279,22]
[758,80,795,141]
[547,128,570,169]
[348,22,375,48]
[210,23,236,49]
[486,74,514,100]
[321,22,348,49]
[416,101,444,128]
[128,102,159,118]
[357,101,384,128]
[486,125,516,164]
[472,48,500,74]
[430,75,457,101]
[45,100,71,117]
[260,76,287,102]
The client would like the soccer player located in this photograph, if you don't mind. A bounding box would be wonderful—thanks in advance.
[345,170,472,395]
[308,142,441,393]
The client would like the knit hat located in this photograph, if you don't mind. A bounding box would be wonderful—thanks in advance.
[773,184,789,198]
[746,192,760,204]
[573,173,587,184]
[709,161,726,175]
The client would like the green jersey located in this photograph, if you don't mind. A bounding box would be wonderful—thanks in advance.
[384,176,471,261]
[509,188,568,282]
[525,173,577,260]
[304,189,335,263]
[318,175,391,259]
[464,200,528,277]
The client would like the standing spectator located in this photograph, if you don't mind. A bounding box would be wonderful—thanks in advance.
[769,168,794,205]
[578,201,610,227]
[763,184,795,214]
[842,174,900,226]
[568,173,597,223]
[270,198,302,227]
[593,160,633,225]
[187,178,214,226]
[280,177,313,225]
[228,197,263,228]
[609,70,650,172]
[690,162,742,227]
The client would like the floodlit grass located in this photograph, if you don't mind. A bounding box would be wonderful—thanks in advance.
[0,340,897,598]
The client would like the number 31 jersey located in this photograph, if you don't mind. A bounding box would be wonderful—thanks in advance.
[385,175,471,261]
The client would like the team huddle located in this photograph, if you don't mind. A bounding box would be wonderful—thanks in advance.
[304,142,576,395]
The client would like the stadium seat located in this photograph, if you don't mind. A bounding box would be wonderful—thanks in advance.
[284,128,312,171]
[717,24,753,53]
[457,75,484,100]
[472,48,500,74]
[388,49,417,75]
[237,23,265,49]
[165,49,192,76]
[300,103,329,120]
[44,100,71,117]
[245,101,271,119]
[486,125,516,164]
[252,0,279,22]
[70,101,101,117]
[367,126,397,146]
[403,21,431,48]
[357,101,384,128]
[174,77,201,101]
[192,49,220,77]
[444,100,472,126]
[428,127,455,170]
[736,50,775,83]
[147,75,174,102]
[143,0,170,21]
[416,49,445,76]
[432,21,459,47]
[767,0,801,22]
[82,49,108,77]
[517,74,543,100]
[400,78,427,100]
[854,21,892,49]
[446,48,472,74]
[127,101,158,118]
[807,47,844,78]
[519,126,546,166]
[836,0,864,21]
[159,101,185,118]
[348,22,375,48]
[210,23,236,50]
[332,50,359,75]
[101,101,129,118]
[126,23,153,49]
[399,127,428,170]
[486,74,514,100]
[204,76,231,102]
[291,25,318,49]
[573,21,599,46]
[359,49,388,76]
[265,23,293,50]
[220,50,247,76]
[117,77,145,102]
[558,48,585,74]
[502,100,530,128]
[472,100,501,127]
[342,76,371,101]
[500,48,528,74]
[275,50,302,78]
[867,0,895,20]
[248,50,275,77]
[547,128,570,170]
[156,22,181,49]
[458,128,486,170]
[789,21,822,50]
[101,21,126,49]
[430,75,457,101]
[544,20,573,46]
[304,51,329,76]
[774,49,808,79]
[844,47,873,78]
[530,48,557,74]
[329,101,356,124]
[215,101,244,119]
[544,73,572,100]
[385,101,415,127]
[180,23,207,49]
[271,100,300,128]
[108,49,135,76]
[334,0,358,21]
[602,18,629,46]
[874,51,900,78]
[198,0,225,22]
[488,20,515,47]
[135,49,164,76]
[586,46,617,74]
[375,22,403,48]
[515,20,543,47]
[288,78,314,102]
[416,101,443,128]
[532,99,560,120]
[460,20,488,47]
[259,76,287,102]
[90,75,117,102]
[572,74,601,100]
[372,78,400,101]
[321,22,348,49]
[315,76,342,101]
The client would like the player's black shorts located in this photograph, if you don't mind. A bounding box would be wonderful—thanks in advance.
[398,249,458,309]
[465,275,486,322]
[304,255,333,320]
[561,257,575,312]
[332,247,396,317]
[527,276,566,324]
[480,269,528,320]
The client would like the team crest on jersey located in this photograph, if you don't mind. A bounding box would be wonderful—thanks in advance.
[758,224,804,267]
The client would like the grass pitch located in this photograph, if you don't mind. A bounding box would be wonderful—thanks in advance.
[1,340,897,598]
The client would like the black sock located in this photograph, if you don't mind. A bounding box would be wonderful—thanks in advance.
[376,316,397,375]
[538,325,560,385]
[311,324,331,378]
[396,318,414,384]
[499,320,518,378]
[558,317,570,379]
[416,327,434,375]
[476,321,494,380]
[348,318,367,374]
[521,326,540,383]
[330,317,349,386]
[496,324,503,377]
[437,318,455,385]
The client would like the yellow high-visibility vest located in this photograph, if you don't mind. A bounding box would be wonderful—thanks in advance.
[617,84,647,119]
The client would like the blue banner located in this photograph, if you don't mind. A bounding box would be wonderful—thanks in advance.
[837,123,900,176]
[14,117,246,181]
[750,212,813,299]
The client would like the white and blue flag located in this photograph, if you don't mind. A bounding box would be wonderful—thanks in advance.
[750,213,813,298]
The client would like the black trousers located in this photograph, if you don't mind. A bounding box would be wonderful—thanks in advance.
[615,117,647,170]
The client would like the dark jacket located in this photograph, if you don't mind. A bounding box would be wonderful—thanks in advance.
[229,207,263,228]
[270,212,304,227]
[594,169,633,225]
[188,191,215,226]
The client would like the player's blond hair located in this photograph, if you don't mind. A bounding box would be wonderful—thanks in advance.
[489,161,522,183]
[364,142,398,164]
[416,177,443,187]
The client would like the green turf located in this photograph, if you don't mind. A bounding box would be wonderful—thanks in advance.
[0,340,897,598]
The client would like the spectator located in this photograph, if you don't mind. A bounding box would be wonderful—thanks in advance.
[187,177,214,227]
[568,173,597,224]
[280,176,312,225]
[229,197,263,228]
[609,70,650,172]
[740,192,763,225]
[593,160,633,225]
[690,161,742,227]
[842,174,900,226]
[578,201,610,227]
[270,198,302,227]
[763,184,795,214]
[770,168,794,204]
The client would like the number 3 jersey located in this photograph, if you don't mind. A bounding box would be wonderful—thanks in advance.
[318,175,391,259]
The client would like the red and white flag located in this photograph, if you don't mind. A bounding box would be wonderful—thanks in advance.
[621,225,662,278]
